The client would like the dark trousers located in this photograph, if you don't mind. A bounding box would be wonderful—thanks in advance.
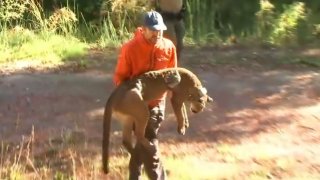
[129,100,166,180]
[163,19,185,60]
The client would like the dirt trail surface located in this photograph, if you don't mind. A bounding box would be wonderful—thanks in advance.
[0,46,320,179]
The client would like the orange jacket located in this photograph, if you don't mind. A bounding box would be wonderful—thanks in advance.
[114,27,177,107]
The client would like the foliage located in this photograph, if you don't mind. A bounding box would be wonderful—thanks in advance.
[269,2,307,45]
[256,0,276,41]
[185,0,221,44]
[0,0,87,64]
[97,13,131,47]
[0,28,88,64]
[1,0,320,65]
[0,0,28,22]
[42,0,103,21]
[46,7,78,35]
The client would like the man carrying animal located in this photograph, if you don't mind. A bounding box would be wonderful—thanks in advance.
[149,0,186,60]
[102,67,213,180]
[111,11,179,180]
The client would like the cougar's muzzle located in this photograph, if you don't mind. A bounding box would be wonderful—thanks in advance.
[189,87,214,113]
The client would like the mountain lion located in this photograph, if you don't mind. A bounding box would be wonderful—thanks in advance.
[102,67,213,174]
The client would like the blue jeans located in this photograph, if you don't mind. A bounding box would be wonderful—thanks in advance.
[129,100,166,180]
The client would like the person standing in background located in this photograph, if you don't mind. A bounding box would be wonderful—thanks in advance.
[149,0,186,60]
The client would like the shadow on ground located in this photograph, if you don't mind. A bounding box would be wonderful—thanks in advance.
[0,46,319,178]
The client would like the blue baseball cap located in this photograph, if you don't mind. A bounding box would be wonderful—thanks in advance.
[144,11,167,31]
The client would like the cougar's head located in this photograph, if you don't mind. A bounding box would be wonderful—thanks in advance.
[188,86,213,113]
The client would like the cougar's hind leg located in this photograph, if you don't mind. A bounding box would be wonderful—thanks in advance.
[124,89,155,153]
[119,89,141,154]
[122,119,134,154]
[133,105,156,154]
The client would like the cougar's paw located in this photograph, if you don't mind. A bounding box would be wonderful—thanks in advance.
[185,120,189,128]
[178,126,186,135]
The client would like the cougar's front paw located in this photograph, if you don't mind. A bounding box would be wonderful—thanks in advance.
[185,119,189,128]
[178,126,186,135]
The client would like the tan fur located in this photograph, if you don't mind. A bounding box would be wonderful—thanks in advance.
[102,67,213,174]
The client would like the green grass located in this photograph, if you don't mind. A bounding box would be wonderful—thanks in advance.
[164,156,239,180]
[0,31,88,64]
[1,127,320,180]
[299,57,320,67]
[1,0,320,69]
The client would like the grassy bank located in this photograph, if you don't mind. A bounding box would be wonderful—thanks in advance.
[1,0,320,68]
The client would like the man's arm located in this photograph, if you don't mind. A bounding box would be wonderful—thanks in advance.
[164,44,180,87]
[168,45,178,68]
[113,45,132,86]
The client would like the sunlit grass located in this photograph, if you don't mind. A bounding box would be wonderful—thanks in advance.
[3,33,87,62]
[0,31,88,68]
[164,155,239,180]
[0,0,89,67]
[1,129,319,180]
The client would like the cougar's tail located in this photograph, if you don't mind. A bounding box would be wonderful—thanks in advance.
[102,96,113,174]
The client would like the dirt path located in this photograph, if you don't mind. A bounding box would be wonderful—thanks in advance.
[0,46,320,179]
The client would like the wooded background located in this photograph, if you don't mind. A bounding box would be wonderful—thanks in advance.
[1,0,320,45]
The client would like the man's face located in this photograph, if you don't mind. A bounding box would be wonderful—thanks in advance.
[142,27,163,44]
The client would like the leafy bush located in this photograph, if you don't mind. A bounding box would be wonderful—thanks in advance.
[256,0,276,41]
[269,2,307,45]
[46,7,78,35]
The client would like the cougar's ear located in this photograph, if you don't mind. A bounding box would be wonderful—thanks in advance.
[207,96,214,103]
[199,87,207,97]
[164,70,181,88]
[199,87,213,103]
